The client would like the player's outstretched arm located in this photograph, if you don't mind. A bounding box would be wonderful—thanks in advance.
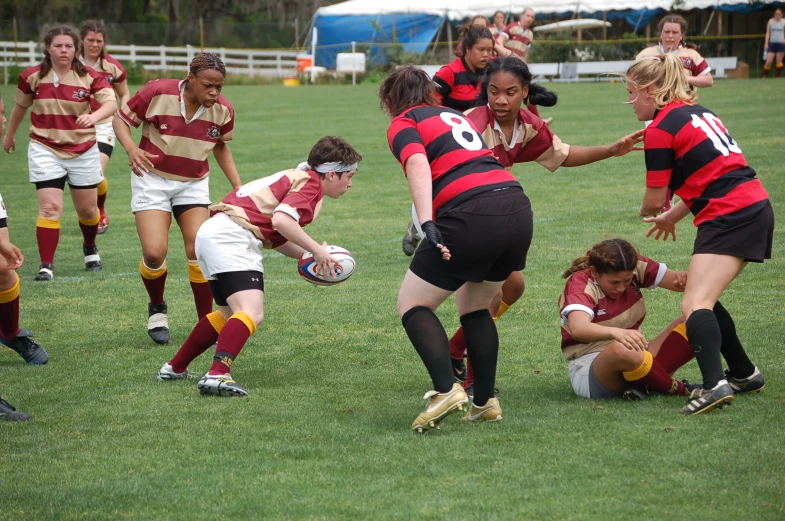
[213,142,242,190]
[568,310,647,351]
[404,153,450,260]
[274,241,307,260]
[2,103,28,153]
[686,73,714,88]
[76,100,117,129]
[639,186,669,217]
[0,228,24,271]
[562,129,644,167]
[271,211,335,278]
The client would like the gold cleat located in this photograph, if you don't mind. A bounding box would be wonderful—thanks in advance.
[462,397,503,423]
[412,383,469,433]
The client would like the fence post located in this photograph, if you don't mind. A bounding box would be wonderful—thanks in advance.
[276,52,282,76]
[186,44,193,73]
[160,45,167,72]
[28,41,36,66]
[130,44,137,64]
[248,53,254,77]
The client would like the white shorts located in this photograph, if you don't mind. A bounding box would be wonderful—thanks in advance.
[28,141,103,187]
[131,172,210,213]
[568,351,601,399]
[195,212,264,280]
[95,122,115,148]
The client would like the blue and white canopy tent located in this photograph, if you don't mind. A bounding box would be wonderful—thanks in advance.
[311,0,782,68]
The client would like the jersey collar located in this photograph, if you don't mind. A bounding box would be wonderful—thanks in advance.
[178,79,207,124]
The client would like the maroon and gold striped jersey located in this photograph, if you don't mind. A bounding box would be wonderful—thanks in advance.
[210,168,323,249]
[15,65,115,159]
[80,53,127,124]
[432,57,483,112]
[464,104,570,170]
[644,102,769,227]
[502,22,533,58]
[559,255,666,360]
[387,104,520,220]
[118,79,234,182]
[636,45,710,78]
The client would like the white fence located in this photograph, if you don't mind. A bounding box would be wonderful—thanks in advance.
[1,41,299,83]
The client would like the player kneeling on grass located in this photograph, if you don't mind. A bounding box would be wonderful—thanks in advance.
[627,55,770,415]
[157,136,360,396]
[560,239,697,400]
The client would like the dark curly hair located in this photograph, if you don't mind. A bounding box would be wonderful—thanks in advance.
[477,57,557,108]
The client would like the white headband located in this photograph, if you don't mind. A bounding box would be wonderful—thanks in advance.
[296,161,357,173]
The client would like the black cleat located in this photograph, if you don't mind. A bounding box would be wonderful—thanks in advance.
[83,245,102,272]
[0,396,32,421]
[623,387,649,401]
[147,302,170,344]
[680,381,735,415]
[726,367,765,394]
[451,356,467,382]
[0,329,49,365]
[34,263,54,281]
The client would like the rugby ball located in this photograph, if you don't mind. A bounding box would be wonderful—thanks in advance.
[298,245,356,286]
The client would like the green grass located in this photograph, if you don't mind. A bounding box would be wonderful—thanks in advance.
[0,79,783,521]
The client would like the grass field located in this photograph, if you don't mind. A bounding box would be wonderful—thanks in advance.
[0,79,783,521]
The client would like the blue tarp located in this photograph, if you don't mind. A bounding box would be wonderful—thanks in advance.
[313,13,444,69]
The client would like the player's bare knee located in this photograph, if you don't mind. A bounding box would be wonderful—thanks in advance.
[0,269,17,290]
[38,202,63,219]
[143,253,167,269]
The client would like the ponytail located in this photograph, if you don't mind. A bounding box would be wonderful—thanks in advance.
[624,53,694,108]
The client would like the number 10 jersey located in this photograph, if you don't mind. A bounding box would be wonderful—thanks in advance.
[644,101,769,227]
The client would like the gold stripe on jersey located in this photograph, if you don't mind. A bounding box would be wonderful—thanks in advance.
[16,68,115,159]
[635,46,706,69]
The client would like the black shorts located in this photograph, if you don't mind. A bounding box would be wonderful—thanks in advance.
[208,271,264,307]
[693,201,774,263]
[409,187,533,291]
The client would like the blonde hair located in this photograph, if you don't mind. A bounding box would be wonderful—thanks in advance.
[625,54,695,108]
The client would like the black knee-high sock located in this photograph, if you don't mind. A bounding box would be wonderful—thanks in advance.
[460,309,498,407]
[685,309,725,389]
[401,306,454,393]
[713,301,755,379]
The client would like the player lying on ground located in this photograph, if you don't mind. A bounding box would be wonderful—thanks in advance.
[113,53,242,345]
[560,238,697,399]
[2,25,116,282]
[449,57,644,396]
[157,136,360,397]
[628,54,771,415]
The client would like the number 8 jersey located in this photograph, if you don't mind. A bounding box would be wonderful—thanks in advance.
[387,105,520,220]
[644,101,769,227]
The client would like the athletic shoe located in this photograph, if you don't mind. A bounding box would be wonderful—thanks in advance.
[198,373,249,397]
[34,263,54,281]
[0,396,32,421]
[402,220,420,257]
[96,210,109,234]
[411,382,469,433]
[464,383,500,401]
[148,302,170,344]
[84,245,102,272]
[0,329,49,365]
[680,380,735,415]
[451,356,467,382]
[726,367,765,393]
[157,362,199,381]
[462,397,503,422]
[623,387,649,401]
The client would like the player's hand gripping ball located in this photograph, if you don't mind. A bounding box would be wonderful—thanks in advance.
[298,245,356,286]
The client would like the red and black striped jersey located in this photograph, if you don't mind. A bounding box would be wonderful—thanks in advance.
[433,57,483,112]
[387,104,520,219]
[644,102,769,227]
